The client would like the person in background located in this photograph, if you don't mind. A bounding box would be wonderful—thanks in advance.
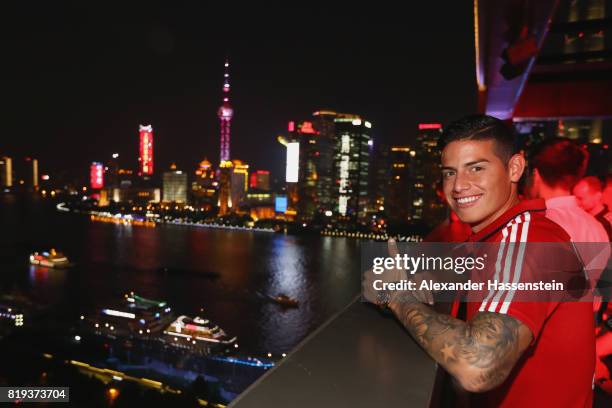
[528,139,611,392]
[574,176,612,394]
[603,175,612,211]
[527,139,608,245]
[573,176,612,240]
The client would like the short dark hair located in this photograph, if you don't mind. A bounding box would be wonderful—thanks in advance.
[439,114,518,163]
[530,138,589,190]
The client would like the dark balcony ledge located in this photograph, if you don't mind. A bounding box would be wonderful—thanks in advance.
[230,297,438,407]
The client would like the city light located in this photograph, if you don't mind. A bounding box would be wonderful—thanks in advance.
[107,388,119,402]
[299,121,317,134]
[286,142,299,183]
[90,162,104,189]
[139,125,154,175]
[102,309,136,319]
[418,123,442,130]
[275,196,288,213]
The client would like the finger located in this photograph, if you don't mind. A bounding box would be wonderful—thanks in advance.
[411,290,426,304]
[388,238,399,258]
[426,290,434,306]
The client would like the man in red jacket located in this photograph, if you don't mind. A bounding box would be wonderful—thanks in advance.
[370,115,594,406]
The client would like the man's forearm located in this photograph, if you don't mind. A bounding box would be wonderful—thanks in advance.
[387,295,524,392]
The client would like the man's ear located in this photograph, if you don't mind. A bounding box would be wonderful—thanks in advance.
[508,153,526,183]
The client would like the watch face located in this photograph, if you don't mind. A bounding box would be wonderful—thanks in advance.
[376,290,390,306]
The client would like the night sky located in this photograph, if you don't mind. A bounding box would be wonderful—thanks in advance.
[1,1,476,182]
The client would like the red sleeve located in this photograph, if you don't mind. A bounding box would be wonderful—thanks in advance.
[476,214,581,341]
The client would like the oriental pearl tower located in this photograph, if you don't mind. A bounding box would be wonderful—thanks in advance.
[218,59,233,164]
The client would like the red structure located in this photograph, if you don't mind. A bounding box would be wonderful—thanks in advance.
[218,59,233,164]
[90,162,104,189]
[250,170,270,190]
[139,124,154,176]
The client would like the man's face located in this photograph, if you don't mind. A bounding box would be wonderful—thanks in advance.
[441,139,520,232]
[573,181,601,214]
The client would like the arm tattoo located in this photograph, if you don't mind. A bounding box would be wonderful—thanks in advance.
[388,298,529,391]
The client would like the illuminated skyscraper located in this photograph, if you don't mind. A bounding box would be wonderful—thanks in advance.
[250,170,270,191]
[138,125,154,176]
[413,123,446,226]
[218,160,233,216]
[289,120,319,220]
[31,158,38,189]
[311,111,339,213]
[192,158,217,210]
[106,153,120,188]
[387,146,417,223]
[0,157,12,188]
[333,116,372,220]
[194,158,216,191]
[218,59,233,164]
[230,160,249,210]
[13,157,38,191]
[163,164,188,203]
[90,162,104,189]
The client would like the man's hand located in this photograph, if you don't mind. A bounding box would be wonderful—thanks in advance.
[362,239,435,306]
[387,239,435,305]
[362,239,408,306]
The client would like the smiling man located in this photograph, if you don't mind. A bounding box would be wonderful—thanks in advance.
[375,115,594,406]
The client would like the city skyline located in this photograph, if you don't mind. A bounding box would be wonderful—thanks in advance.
[0,2,476,180]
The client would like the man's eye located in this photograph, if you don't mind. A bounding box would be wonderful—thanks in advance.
[471,166,483,172]
[442,171,455,178]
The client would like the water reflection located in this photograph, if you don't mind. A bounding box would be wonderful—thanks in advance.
[1,196,362,355]
[268,236,304,296]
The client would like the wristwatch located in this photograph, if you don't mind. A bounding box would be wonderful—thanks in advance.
[376,289,392,308]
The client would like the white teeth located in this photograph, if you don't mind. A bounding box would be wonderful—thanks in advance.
[457,196,480,204]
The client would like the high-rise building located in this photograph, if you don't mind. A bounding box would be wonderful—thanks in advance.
[249,170,270,191]
[192,158,217,205]
[15,157,39,190]
[31,158,38,190]
[289,120,322,221]
[333,115,372,220]
[387,146,417,223]
[281,137,300,215]
[90,162,104,189]
[138,125,154,176]
[218,59,233,164]
[0,157,12,188]
[217,160,233,216]
[369,142,390,214]
[413,123,446,226]
[102,187,160,205]
[162,164,188,203]
[230,160,249,210]
[106,153,120,188]
[311,111,340,213]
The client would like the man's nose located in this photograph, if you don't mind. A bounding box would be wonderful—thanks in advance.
[453,172,470,193]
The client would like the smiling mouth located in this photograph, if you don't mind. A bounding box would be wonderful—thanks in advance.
[454,194,483,207]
